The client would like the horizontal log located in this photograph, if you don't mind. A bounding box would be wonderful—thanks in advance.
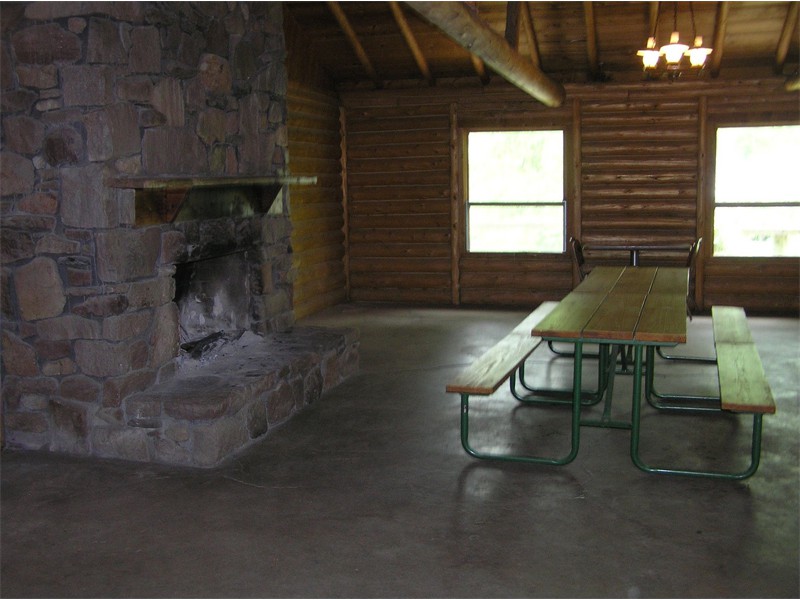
[347,170,450,187]
[348,199,450,216]
[350,271,450,289]
[349,257,451,273]
[349,244,450,260]
[348,228,450,244]
[346,141,449,160]
[350,287,453,304]
[349,213,451,229]
[347,129,450,146]
[347,155,450,174]
[348,185,449,202]
[345,115,449,134]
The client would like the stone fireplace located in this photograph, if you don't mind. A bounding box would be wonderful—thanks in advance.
[1,2,357,467]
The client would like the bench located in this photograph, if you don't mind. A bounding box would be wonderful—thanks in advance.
[712,306,776,416]
[447,301,587,465]
[446,301,558,397]
[644,305,776,479]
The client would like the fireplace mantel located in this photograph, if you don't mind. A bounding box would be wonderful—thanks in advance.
[105,174,317,190]
[105,175,318,225]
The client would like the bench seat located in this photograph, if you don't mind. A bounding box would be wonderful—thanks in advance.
[712,306,776,415]
[446,301,558,396]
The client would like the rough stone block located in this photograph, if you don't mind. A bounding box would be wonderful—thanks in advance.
[142,128,207,174]
[1,230,35,263]
[95,227,160,283]
[60,374,101,403]
[151,78,184,127]
[198,54,232,95]
[0,151,34,196]
[18,192,58,215]
[2,115,45,155]
[61,163,120,228]
[74,339,139,377]
[191,417,250,468]
[126,277,174,309]
[11,23,81,64]
[43,126,84,166]
[16,64,58,88]
[87,17,126,64]
[61,65,113,106]
[130,26,161,73]
[5,411,49,434]
[14,256,66,321]
[116,76,154,102]
[103,310,152,341]
[1,330,39,376]
[35,234,81,255]
[72,293,129,318]
[102,369,157,408]
[92,426,150,462]
[267,377,302,425]
[36,314,101,341]
[41,358,76,376]
[150,302,178,366]
[50,398,89,454]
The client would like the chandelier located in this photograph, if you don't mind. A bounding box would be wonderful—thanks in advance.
[637,2,712,78]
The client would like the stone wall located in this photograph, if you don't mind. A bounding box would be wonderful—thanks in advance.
[0,2,297,457]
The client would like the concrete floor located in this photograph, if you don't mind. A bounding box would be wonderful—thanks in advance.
[1,303,798,598]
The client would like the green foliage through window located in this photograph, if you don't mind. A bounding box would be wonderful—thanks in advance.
[714,125,800,257]
[467,130,564,253]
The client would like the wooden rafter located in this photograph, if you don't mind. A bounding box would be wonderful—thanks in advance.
[389,1,434,84]
[583,1,601,80]
[647,2,659,39]
[505,2,521,49]
[520,2,541,69]
[463,2,491,84]
[327,1,381,88]
[710,1,730,78]
[775,1,799,74]
[406,1,565,107]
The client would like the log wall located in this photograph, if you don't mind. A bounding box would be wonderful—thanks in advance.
[340,79,799,314]
[286,16,347,320]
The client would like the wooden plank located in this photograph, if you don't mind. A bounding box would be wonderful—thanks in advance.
[715,343,776,414]
[447,302,557,395]
[712,306,753,344]
[583,292,644,341]
[635,293,687,343]
[650,267,689,295]
[577,266,623,292]
[532,291,605,338]
[614,267,657,293]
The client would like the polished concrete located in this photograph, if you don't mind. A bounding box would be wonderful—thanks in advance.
[2,303,798,598]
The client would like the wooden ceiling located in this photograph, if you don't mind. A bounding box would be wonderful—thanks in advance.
[284,1,800,94]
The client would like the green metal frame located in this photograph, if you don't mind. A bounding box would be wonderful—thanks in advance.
[459,344,585,465]
[459,339,769,479]
[630,346,766,480]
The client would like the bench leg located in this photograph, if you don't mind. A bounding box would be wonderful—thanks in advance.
[644,346,722,414]
[656,345,717,364]
[515,343,611,406]
[459,343,585,466]
[631,346,766,480]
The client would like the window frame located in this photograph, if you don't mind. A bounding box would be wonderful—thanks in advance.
[707,120,800,258]
[462,127,569,256]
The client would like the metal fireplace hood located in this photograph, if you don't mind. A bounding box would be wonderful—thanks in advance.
[106,175,317,225]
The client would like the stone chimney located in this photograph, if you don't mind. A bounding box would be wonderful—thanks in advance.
[1,2,296,457]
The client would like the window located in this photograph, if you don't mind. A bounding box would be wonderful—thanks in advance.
[466,130,565,253]
[713,125,800,257]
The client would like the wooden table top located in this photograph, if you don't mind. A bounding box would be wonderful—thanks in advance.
[532,266,688,344]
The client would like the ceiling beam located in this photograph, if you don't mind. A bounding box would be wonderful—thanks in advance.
[505,2,521,49]
[647,2,660,38]
[583,1,601,80]
[389,1,434,84]
[775,1,799,74]
[710,1,730,78]
[327,1,381,88]
[519,2,541,69]
[405,1,565,107]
